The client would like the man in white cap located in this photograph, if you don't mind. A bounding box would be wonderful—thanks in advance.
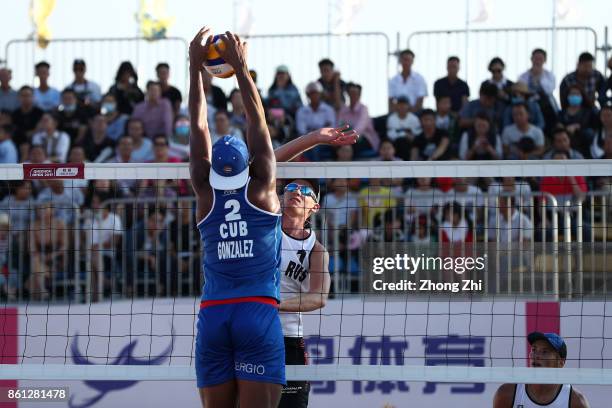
[188,27,356,408]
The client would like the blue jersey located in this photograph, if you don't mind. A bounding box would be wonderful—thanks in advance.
[197,178,282,301]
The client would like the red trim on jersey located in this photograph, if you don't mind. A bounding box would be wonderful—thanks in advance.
[200,296,279,309]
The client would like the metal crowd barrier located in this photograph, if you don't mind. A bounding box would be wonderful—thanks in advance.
[2,189,612,303]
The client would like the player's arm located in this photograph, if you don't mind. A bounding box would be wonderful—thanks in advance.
[217,32,275,186]
[492,383,516,408]
[570,388,591,408]
[274,125,357,162]
[280,241,330,312]
[188,27,214,197]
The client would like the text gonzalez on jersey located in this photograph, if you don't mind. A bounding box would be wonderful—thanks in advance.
[216,194,255,259]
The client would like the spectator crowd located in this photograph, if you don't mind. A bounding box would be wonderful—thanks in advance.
[0,48,611,300]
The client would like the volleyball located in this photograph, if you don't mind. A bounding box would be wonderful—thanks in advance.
[203,35,235,79]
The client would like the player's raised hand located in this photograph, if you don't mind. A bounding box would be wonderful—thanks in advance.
[312,125,359,146]
[189,26,213,68]
[215,31,248,71]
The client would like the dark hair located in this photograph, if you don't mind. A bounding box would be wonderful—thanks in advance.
[114,61,138,83]
[229,88,241,100]
[488,57,505,70]
[436,93,451,102]
[447,56,460,63]
[146,80,160,90]
[318,58,334,68]
[479,82,498,98]
[156,62,170,71]
[578,52,595,64]
[511,102,529,112]
[118,134,134,144]
[61,87,77,97]
[153,135,169,145]
[420,108,436,118]
[474,111,491,124]
[552,149,570,159]
[552,126,569,140]
[346,82,362,93]
[379,138,394,152]
[35,61,50,70]
[174,114,189,124]
[102,92,116,101]
[532,48,547,58]
[0,124,13,135]
[125,117,145,134]
[214,110,230,119]
[42,111,59,122]
[399,49,415,58]
[18,85,34,94]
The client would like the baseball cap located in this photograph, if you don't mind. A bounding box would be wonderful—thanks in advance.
[209,135,250,190]
[276,65,289,73]
[527,332,567,359]
[305,81,323,94]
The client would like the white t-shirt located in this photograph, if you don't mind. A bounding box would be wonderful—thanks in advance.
[404,188,446,215]
[488,209,533,243]
[89,212,124,248]
[322,192,358,227]
[388,71,428,106]
[518,69,556,95]
[446,185,485,209]
[34,87,61,111]
[31,130,71,162]
[386,112,421,140]
[501,124,545,147]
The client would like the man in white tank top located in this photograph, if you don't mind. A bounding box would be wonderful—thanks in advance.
[277,178,330,408]
[493,332,590,408]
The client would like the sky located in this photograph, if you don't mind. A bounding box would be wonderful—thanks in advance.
[0,0,609,115]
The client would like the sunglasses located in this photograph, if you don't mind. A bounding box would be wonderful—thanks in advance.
[284,183,318,202]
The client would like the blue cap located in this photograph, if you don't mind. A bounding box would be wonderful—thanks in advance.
[210,135,250,190]
[527,332,567,359]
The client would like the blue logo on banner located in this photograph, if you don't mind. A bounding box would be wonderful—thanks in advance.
[68,329,175,408]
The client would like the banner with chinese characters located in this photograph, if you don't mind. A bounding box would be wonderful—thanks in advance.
[4,298,612,407]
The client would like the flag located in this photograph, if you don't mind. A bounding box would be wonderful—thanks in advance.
[29,0,57,49]
[470,0,492,24]
[135,0,175,40]
[235,0,255,36]
[555,0,580,22]
[332,0,367,35]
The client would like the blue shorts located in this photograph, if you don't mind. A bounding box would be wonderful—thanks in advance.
[195,300,286,388]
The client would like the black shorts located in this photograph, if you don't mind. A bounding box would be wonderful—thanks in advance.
[279,337,310,408]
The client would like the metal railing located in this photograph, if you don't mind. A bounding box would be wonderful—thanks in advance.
[2,189,612,303]
[4,37,189,101]
[406,26,599,107]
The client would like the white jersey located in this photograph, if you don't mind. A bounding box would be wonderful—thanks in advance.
[279,230,316,338]
[513,384,572,408]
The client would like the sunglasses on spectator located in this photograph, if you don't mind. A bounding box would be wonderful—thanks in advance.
[284,183,318,202]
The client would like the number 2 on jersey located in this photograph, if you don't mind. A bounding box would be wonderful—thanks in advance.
[225,199,241,221]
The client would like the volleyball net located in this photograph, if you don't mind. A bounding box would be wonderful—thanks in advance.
[0,160,612,404]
